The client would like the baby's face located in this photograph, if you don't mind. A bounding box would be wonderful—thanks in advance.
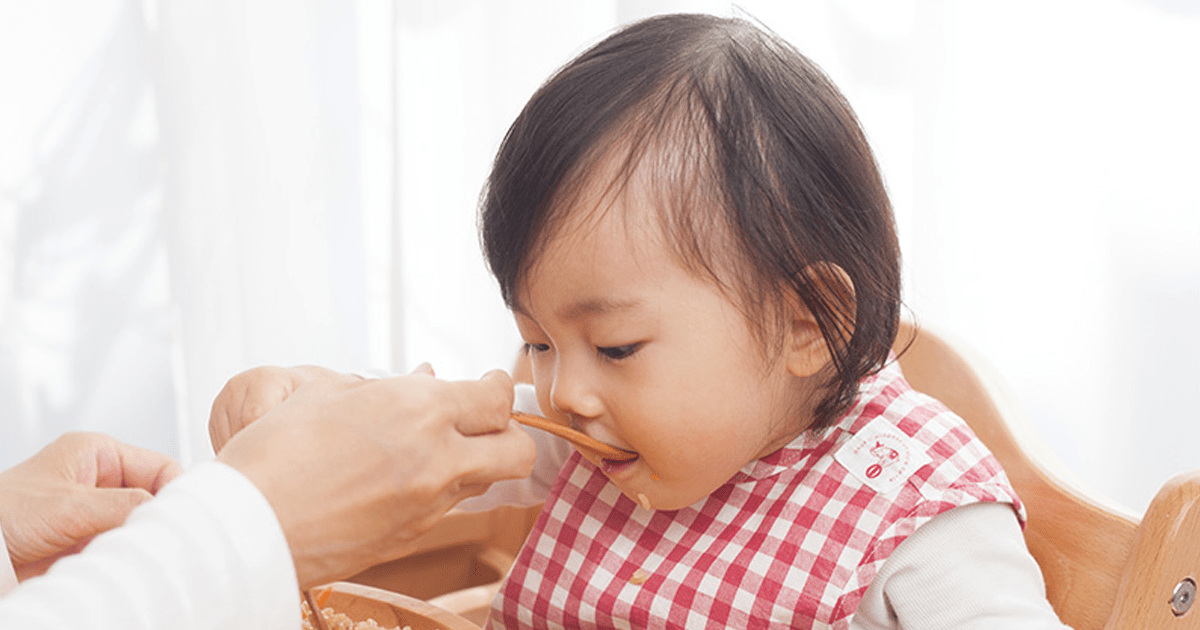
[513,179,809,511]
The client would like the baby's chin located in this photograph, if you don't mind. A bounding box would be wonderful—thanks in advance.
[581,450,729,511]
[611,478,718,513]
[629,488,711,512]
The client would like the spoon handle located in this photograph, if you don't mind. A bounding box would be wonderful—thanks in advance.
[303,589,330,630]
[510,412,637,461]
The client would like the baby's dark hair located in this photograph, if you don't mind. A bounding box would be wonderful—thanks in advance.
[481,14,901,429]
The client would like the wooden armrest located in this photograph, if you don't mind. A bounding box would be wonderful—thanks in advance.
[425,546,513,620]
[1105,469,1200,629]
[348,505,541,603]
[401,510,496,557]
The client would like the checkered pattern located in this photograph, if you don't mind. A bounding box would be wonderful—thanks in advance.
[487,360,1024,629]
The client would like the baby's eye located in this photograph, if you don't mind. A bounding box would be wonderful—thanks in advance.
[523,342,551,354]
[597,343,642,361]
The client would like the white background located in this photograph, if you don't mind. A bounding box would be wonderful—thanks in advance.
[1,0,1197,515]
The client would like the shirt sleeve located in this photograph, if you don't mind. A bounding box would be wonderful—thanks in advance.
[0,461,299,630]
[850,501,1072,630]
[455,383,572,512]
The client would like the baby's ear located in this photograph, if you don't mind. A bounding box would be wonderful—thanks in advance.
[784,263,855,378]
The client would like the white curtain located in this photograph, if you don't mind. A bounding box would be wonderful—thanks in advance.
[1,1,175,463]
[155,0,373,464]
[2,0,1197,514]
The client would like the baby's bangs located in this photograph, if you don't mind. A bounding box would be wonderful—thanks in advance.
[636,91,733,270]
[625,81,798,358]
[529,79,725,258]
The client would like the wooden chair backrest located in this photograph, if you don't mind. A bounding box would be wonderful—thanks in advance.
[894,321,1140,630]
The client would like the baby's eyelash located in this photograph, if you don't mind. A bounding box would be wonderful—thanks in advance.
[523,342,551,354]
[597,343,642,361]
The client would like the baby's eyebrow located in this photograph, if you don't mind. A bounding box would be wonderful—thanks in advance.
[557,297,643,321]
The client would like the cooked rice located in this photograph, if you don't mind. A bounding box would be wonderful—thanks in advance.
[301,605,413,630]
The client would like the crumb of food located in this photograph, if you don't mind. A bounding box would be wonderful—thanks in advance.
[301,604,411,630]
[637,492,652,510]
[629,569,650,585]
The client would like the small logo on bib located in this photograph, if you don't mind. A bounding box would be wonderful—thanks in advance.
[835,419,931,494]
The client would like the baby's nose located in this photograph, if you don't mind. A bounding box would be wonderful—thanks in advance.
[549,367,604,420]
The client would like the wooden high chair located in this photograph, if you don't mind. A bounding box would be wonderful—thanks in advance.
[893,322,1200,629]
[345,321,1200,629]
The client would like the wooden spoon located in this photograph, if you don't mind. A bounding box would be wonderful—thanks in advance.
[303,588,331,630]
[510,411,637,461]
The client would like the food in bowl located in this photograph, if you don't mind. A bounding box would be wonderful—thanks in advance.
[303,589,409,630]
[301,605,408,630]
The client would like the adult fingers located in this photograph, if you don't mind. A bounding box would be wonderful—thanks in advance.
[410,362,435,376]
[91,437,182,493]
[10,484,156,570]
[208,366,305,452]
[452,421,537,485]
[448,369,516,436]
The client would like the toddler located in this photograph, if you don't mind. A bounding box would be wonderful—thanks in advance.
[469,13,1068,629]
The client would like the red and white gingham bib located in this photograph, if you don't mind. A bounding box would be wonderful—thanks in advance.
[487,360,1024,629]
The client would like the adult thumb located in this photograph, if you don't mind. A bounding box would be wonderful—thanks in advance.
[410,362,435,376]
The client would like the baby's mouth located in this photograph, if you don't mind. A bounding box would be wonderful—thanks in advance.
[601,454,639,474]
[570,417,636,459]
[590,441,638,466]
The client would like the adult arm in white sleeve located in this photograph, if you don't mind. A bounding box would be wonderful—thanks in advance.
[851,501,1072,630]
[0,462,299,630]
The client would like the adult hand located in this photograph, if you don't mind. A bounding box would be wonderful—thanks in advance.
[0,432,182,579]
[208,364,360,454]
[214,367,536,588]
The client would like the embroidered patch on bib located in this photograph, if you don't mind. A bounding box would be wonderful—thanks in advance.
[834,418,932,494]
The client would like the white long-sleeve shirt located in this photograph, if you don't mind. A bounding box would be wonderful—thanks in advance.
[0,462,299,630]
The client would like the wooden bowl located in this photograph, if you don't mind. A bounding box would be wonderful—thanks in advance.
[322,581,482,630]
